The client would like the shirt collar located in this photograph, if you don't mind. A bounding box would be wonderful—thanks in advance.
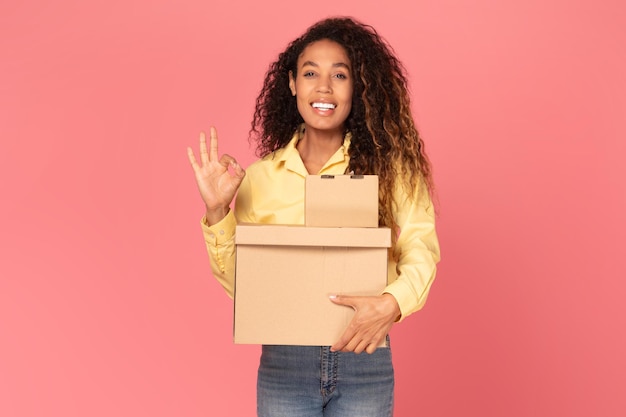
[278,127,352,175]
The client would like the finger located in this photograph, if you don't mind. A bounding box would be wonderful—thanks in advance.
[199,131,209,165]
[340,334,368,353]
[209,126,219,162]
[219,154,247,180]
[352,339,370,354]
[331,332,349,352]
[232,160,246,179]
[347,332,383,354]
[331,324,356,352]
[329,294,357,310]
[330,295,358,352]
[187,147,200,170]
[219,154,237,168]
[331,341,344,352]
[365,342,379,355]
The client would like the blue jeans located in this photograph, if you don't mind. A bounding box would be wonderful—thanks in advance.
[257,344,394,417]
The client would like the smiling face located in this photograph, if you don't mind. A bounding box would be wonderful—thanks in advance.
[289,39,353,135]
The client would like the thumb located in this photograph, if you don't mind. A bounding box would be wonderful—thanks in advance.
[329,294,358,309]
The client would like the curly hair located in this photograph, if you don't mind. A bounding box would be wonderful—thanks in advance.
[250,17,434,244]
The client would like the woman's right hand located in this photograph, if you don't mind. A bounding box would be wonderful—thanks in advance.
[187,127,246,225]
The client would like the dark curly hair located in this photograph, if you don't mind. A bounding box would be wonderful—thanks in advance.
[250,17,434,244]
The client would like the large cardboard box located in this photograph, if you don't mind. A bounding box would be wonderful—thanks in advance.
[233,175,390,346]
[234,225,390,345]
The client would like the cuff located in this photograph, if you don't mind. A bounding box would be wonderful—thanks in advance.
[201,210,237,246]
[383,279,425,323]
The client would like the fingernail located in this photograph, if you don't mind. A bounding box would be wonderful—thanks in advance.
[329,295,337,299]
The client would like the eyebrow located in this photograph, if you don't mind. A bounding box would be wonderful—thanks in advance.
[301,60,350,70]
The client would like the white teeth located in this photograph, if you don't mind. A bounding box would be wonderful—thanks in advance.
[312,102,336,110]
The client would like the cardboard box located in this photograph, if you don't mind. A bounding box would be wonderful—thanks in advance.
[305,174,379,227]
[233,174,390,346]
[234,225,391,346]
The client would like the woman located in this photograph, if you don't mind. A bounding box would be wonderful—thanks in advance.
[187,17,440,417]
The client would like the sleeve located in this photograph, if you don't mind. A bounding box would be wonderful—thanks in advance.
[200,172,255,298]
[200,210,237,298]
[382,182,441,321]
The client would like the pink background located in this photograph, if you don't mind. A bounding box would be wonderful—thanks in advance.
[1,1,625,416]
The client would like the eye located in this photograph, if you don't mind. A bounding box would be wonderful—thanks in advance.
[334,73,348,80]
[303,71,316,78]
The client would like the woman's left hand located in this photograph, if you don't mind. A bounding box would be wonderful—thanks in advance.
[330,294,401,354]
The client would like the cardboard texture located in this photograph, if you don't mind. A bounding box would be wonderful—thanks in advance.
[234,175,390,346]
[305,175,379,227]
[234,226,390,346]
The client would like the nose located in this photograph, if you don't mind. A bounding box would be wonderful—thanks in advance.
[315,76,332,94]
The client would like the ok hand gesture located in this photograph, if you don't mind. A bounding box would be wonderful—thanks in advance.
[187,127,246,225]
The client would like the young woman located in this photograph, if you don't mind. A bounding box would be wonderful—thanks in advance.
[188,17,440,417]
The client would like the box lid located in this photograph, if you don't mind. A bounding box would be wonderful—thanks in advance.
[236,224,391,248]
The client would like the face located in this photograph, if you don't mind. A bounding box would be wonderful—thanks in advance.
[289,39,353,134]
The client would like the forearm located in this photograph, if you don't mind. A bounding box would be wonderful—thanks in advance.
[201,210,237,298]
[384,183,441,320]
[205,206,231,226]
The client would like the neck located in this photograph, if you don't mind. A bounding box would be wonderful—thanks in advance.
[299,127,343,157]
[296,126,345,174]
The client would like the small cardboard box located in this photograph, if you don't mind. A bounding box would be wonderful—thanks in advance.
[234,225,391,345]
[233,174,390,346]
[305,174,379,228]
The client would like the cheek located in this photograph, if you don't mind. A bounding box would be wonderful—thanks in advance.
[295,96,308,116]
[342,103,352,118]
[342,92,353,113]
[342,86,354,106]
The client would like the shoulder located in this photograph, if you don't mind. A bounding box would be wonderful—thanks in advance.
[244,148,286,176]
[245,132,300,177]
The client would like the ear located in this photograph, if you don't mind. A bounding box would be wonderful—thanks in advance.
[288,71,296,96]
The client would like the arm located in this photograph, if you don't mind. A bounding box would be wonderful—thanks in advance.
[331,181,440,353]
[200,211,237,297]
[188,127,246,296]
[199,173,255,297]
[383,182,441,320]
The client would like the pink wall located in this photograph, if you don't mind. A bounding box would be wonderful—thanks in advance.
[1,1,624,416]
